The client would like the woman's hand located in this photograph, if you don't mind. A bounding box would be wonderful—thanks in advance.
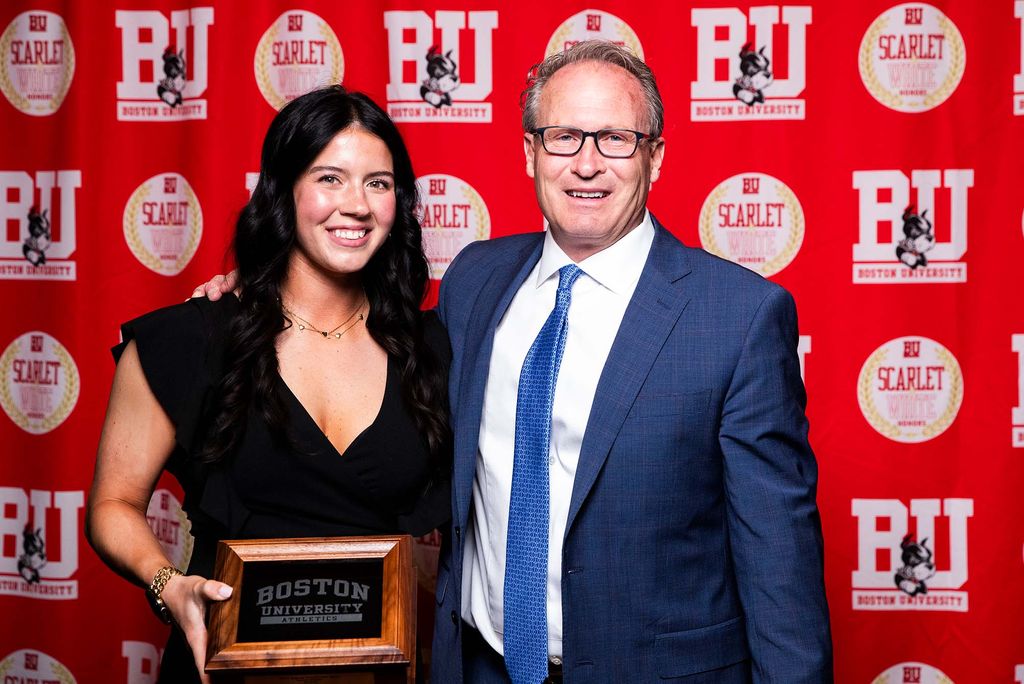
[160,573,233,684]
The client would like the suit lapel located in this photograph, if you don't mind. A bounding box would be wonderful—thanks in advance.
[566,222,695,535]
[454,236,543,526]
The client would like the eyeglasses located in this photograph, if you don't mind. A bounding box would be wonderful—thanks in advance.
[531,126,653,158]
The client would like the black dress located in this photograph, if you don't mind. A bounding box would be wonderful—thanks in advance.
[113,295,451,683]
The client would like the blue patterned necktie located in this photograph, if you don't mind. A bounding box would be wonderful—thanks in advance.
[504,263,584,684]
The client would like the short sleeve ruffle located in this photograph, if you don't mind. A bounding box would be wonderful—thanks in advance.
[113,296,244,538]
[113,297,235,457]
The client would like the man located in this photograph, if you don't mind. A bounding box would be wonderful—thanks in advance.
[431,41,831,683]
[198,40,832,682]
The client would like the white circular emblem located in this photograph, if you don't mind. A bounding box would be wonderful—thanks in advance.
[0,649,76,683]
[0,331,80,435]
[0,11,75,116]
[146,488,194,571]
[544,9,643,59]
[698,172,804,277]
[859,3,966,113]
[858,336,963,443]
[415,174,490,280]
[123,172,203,276]
[872,662,955,684]
[254,10,344,110]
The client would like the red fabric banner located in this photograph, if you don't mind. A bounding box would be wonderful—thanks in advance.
[2,1,1022,681]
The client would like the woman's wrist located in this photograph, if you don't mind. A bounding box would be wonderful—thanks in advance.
[146,565,185,623]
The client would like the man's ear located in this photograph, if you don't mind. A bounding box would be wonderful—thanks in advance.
[524,132,536,179]
[647,138,666,186]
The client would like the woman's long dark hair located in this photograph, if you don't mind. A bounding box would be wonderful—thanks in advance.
[202,86,449,466]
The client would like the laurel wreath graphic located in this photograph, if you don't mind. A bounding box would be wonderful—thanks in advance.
[545,24,573,58]
[922,15,965,109]
[0,339,21,429]
[124,180,202,276]
[698,183,729,258]
[51,661,76,684]
[0,20,31,112]
[320,20,344,87]
[0,655,11,678]
[859,16,902,109]
[859,11,965,112]
[124,184,160,271]
[0,336,79,434]
[760,182,804,277]
[461,185,491,241]
[857,346,902,440]
[921,346,963,438]
[255,22,281,109]
[176,504,195,571]
[615,22,644,59]
[0,16,75,115]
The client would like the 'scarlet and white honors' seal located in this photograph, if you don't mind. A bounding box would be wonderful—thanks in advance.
[0,331,80,435]
[698,172,804,277]
[859,3,965,113]
[0,11,75,116]
[254,10,343,110]
[858,336,963,443]
[123,172,202,277]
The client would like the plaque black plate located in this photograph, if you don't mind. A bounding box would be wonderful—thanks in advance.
[237,558,384,643]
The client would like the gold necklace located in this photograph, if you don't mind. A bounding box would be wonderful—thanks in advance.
[282,298,366,340]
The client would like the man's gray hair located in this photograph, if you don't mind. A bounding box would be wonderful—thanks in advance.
[521,40,664,138]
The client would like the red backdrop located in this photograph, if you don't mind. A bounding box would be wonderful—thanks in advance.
[2,1,1023,682]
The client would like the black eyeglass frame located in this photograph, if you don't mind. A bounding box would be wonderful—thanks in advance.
[530,126,655,158]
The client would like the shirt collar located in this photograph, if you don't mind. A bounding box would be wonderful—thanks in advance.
[535,210,655,294]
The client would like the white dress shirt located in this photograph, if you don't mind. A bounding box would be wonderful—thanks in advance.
[461,212,655,658]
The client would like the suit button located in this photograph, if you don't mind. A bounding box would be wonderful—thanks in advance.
[451,610,458,625]
[455,527,461,540]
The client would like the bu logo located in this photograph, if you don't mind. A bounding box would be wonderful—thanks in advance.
[123,641,163,684]
[115,7,214,120]
[0,488,84,600]
[384,10,498,123]
[0,170,80,281]
[690,5,811,121]
[852,169,973,283]
[851,498,972,612]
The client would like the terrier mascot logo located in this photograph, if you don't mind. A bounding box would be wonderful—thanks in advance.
[896,205,935,269]
[894,534,935,596]
[420,46,458,108]
[16,525,46,584]
[22,206,50,267]
[157,45,186,107]
[734,43,774,106]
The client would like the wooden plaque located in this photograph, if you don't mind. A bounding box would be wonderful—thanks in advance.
[206,535,415,683]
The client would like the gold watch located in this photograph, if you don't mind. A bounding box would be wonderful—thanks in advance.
[147,565,184,624]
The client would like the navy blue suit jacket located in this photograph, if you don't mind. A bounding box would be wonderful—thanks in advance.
[432,220,832,682]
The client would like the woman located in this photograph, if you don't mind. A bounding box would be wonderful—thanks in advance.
[86,86,450,683]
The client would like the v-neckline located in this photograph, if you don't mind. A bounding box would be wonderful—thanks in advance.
[277,355,391,460]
